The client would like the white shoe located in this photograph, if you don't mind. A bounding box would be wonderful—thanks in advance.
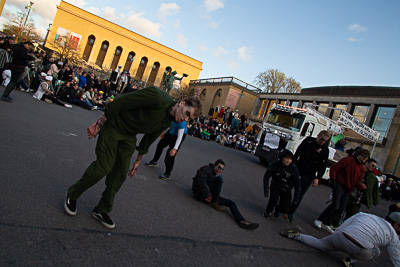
[64,104,72,108]
[321,224,335,234]
[25,89,34,93]
[314,219,322,229]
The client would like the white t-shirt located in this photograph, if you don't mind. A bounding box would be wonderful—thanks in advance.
[33,82,49,100]
[339,212,400,266]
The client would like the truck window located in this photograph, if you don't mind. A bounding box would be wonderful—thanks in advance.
[265,111,305,132]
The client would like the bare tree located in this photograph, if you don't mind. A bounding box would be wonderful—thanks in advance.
[254,69,301,93]
[46,34,84,66]
[2,11,42,43]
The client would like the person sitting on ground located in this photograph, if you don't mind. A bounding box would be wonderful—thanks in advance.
[33,76,72,108]
[192,159,259,230]
[263,149,300,219]
[280,212,400,267]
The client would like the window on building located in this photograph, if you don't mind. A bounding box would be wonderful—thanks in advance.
[263,100,276,118]
[317,102,329,116]
[352,105,370,123]
[331,104,348,121]
[290,101,299,108]
[371,106,396,142]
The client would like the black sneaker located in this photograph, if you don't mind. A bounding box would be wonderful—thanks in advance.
[64,196,77,216]
[262,212,271,219]
[145,161,158,167]
[238,220,259,230]
[285,214,295,223]
[159,174,171,180]
[92,208,115,229]
[1,96,13,103]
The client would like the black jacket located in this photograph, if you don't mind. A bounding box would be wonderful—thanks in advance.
[293,137,329,180]
[11,43,34,67]
[192,163,216,199]
[263,159,300,203]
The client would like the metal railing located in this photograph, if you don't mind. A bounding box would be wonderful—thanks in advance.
[190,77,262,93]
[0,49,13,69]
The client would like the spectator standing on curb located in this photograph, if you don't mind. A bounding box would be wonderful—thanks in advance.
[1,41,35,103]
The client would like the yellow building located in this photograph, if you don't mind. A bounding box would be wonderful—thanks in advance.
[46,1,202,88]
[189,77,261,118]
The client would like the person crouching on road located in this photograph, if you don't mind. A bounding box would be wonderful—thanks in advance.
[263,149,301,219]
[192,159,259,230]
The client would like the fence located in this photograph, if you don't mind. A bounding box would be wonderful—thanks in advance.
[0,49,12,69]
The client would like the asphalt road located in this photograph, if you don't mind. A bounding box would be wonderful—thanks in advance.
[0,89,394,266]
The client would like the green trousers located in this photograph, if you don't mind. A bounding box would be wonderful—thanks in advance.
[67,125,137,213]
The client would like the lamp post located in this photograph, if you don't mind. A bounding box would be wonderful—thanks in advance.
[43,23,52,46]
[18,1,35,42]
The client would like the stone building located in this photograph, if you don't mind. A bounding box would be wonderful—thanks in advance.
[189,77,261,117]
[251,86,400,177]
[46,1,202,89]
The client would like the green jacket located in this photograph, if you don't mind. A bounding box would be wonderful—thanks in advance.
[104,86,176,154]
[365,171,380,208]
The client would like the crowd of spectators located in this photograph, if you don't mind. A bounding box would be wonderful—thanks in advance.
[0,38,142,109]
[187,108,261,154]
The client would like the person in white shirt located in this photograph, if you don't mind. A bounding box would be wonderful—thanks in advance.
[33,76,72,108]
[281,212,400,266]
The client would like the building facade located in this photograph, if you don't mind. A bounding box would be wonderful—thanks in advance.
[251,86,400,177]
[46,1,202,88]
[189,77,261,117]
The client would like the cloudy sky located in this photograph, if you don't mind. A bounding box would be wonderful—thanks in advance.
[2,0,399,88]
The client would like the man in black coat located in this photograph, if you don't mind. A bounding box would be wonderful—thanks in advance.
[286,130,331,223]
[1,41,35,103]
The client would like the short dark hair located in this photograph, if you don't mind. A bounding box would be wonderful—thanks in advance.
[355,148,370,158]
[24,41,33,46]
[214,159,225,167]
[183,95,202,118]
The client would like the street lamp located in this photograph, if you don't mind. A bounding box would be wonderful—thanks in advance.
[18,1,35,42]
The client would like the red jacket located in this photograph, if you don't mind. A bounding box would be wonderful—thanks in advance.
[330,156,365,192]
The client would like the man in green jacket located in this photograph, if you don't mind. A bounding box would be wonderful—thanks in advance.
[64,87,202,229]
[344,158,380,220]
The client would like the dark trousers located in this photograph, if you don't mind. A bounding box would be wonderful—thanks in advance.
[265,184,292,214]
[193,175,245,223]
[318,183,349,225]
[67,125,136,213]
[151,131,186,175]
[2,67,25,97]
[289,173,314,215]
[42,94,67,107]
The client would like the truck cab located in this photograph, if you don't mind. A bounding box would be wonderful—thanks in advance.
[255,104,329,165]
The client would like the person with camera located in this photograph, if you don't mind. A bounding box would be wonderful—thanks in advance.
[1,41,35,103]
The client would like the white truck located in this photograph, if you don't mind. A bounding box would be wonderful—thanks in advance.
[254,104,379,169]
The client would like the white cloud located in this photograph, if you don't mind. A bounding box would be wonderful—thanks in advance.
[158,3,180,24]
[212,46,228,58]
[348,23,367,33]
[177,34,188,47]
[199,44,207,51]
[237,46,253,62]
[348,37,361,42]
[127,12,162,39]
[204,0,224,13]
[102,7,119,23]
[86,7,100,15]
[208,20,222,29]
